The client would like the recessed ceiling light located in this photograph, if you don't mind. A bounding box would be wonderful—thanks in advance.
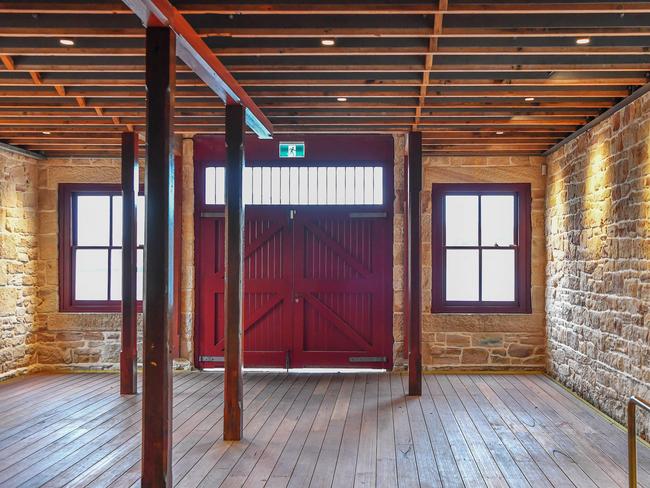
[525,97,535,101]
[576,37,591,45]
[321,39,335,46]
[42,131,51,135]
[59,39,75,46]
[496,131,505,135]
[337,97,347,102]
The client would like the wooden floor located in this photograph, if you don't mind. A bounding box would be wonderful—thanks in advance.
[0,372,647,488]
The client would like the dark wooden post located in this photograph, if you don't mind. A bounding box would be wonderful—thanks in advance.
[223,103,245,441]
[142,26,175,487]
[407,131,422,396]
[120,131,138,395]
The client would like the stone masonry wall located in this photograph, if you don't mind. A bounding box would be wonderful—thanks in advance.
[546,91,650,438]
[393,148,547,370]
[0,147,39,380]
[35,150,195,371]
[36,156,135,369]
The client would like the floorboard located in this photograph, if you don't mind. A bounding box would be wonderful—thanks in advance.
[0,372,646,488]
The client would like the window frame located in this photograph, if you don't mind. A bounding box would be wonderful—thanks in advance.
[431,183,532,314]
[58,183,144,313]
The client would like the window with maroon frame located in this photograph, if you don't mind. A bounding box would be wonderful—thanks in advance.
[59,184,144,312]
[431,183,531,314]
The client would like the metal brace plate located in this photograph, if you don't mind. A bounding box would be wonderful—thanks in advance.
[199,355,224,362]
[200,211,225,218]
[349,212,387,219]
[348,356,387,363]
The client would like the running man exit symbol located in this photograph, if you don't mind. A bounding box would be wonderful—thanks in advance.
[279,142,305,158]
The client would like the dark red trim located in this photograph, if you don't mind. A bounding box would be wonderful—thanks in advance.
[58,183,144,313]
[431,183,532,314]
[194,134,394,168]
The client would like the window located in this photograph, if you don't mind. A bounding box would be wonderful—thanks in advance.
[204,166,383,206]
[431,183,531,314]
[59,184,144,312]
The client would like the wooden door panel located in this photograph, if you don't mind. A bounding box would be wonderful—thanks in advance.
[197,208,291,367]
[292,210,392,369]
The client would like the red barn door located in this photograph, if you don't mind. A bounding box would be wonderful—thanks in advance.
[291,209,392,368]
[194,134,394,370]
[197,208,292,368]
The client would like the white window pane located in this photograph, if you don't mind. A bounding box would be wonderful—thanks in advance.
[110,249,122,301]
[364,167,374,204]
[290,167,299,205]
[317,167,327,204]
[327,167,336,204]
[261,167,271,204]
[205,167,216,205]
[299,167,309,204]
[482,250,515,301]
[445,195,478,246]
[271,167,281,204]
[481,195,515,247]
[75,249,108,300]
[355,166,364,204]
[215,167,225,205]
[345,167,355,204]
[77,195,110,246]
[446,249,479,301]
[243,167,252,205]
[137,249,144,301]
[280,167,290,204]
[308,167,318,204]
[137,195,145,246]
[336,167,346,204]
[112,196,123,247]
[252,167,262,204]
[373,167,383,205]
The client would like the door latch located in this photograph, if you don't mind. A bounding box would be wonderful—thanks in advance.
[289,209,296,220]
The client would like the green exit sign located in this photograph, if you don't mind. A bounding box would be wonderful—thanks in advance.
[279,142,305,158]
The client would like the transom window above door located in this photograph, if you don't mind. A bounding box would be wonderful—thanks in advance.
[204,166,383,206]
[431,183,532,314]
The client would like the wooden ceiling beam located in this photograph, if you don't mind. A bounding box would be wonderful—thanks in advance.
[2,2,650,14]
[0,87,631,98]
[0,76,645,88]
[0,117,585,127]
[0,100,615,110]
[3,27,650,39]
[0,55,14,70]
[415,0,447,128]
[0,108,601,119]
[3,46,650,58]
[5,63,648,74]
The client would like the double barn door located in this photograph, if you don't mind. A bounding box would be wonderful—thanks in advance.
[197,207,392,369]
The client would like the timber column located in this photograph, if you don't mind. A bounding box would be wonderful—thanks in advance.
[142,25,176,487]
[223,103,245,441]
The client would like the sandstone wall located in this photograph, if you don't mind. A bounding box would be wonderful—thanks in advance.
[35,148,195,371]
[36,156,133,369]
[393,149,547,370]
[0,146,39,380]
[546,92,650,438]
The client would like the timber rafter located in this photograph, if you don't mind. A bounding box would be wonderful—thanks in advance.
[0,0,649,156]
